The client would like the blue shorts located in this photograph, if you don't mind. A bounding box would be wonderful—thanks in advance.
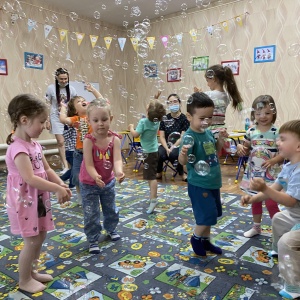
[188,183,222,226]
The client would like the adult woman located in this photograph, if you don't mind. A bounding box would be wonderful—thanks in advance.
[45,68,77,174]
[156,93,190,181]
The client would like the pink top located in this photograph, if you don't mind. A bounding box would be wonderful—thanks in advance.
[5,137,55,237]
[79,134,115,185]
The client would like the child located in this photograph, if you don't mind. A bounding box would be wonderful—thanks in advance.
[59,83,101,205]
[179,92,228,257]
[237,95,283,237]
[128,99,166,214]
[79,98,125,254]
[5,94,71,293]
[194,64,243,137]
[241,120,300,299]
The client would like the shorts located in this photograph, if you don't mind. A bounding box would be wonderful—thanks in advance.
[188,183,222,226]
[143,152,158,180]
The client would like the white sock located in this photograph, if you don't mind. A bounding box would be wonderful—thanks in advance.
[146,198,157,214]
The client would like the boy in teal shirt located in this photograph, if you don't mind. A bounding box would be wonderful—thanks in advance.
[128,100,166,213]
[179,92,228,256]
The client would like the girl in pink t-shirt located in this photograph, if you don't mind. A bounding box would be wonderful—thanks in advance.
[5,94,71,294]
[79,98,125,254]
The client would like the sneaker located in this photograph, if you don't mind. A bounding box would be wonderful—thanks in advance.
[89,243,100,254]
[190,235,206,257]
[268,250,278,258]
[59,168,70,176]
[243,225,261,238]
[109,232,120,241]
[279,288,300,299]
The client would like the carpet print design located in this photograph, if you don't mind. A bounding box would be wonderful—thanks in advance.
[0,176,292,299]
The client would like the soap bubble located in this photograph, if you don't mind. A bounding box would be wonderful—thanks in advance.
[103,160,112,169]
[49,155,61,167]
[287,43,300,57]
[69,12,78,21]
[246,79,255,89]
[194,160,210,176]
[182,135,194,148]
[217,44,228,56]
[233,49,243,60]
[168,132,181,146]
[188,154,196,163]
[94,11,101,19]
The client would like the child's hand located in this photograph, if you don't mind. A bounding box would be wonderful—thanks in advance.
[194,86,202,93]
[128,124,134,130]
[249,177,267,192]
[240,195,252,206]
[180,145,189,157]
[236,144,249,156]
[261,159,274,169]
[154,91,161,99]
[56,186,71,204]
[218,128,229,139]
[116,172,125,184]
[60,183,72,197]
[95,174,105,188]
[84,82,94,93]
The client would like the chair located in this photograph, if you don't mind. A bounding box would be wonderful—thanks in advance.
[127,136,141,158]
[234,156,248,183]
[162,160,178,181]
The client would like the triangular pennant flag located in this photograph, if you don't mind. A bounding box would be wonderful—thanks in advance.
[118,37,126,51]
[59,29,68,42]
[175,33,183,45]
[44,24,52,39]
[206,26,213,36]
[189,29,197,42]
[76,32,85,46]
[147,37,155,49]
[160,35,168,48]
[27,19,36,32]
[222,21,229,32]
[104,36,112,49]
[236,15,243,26]
[130,37,138,52]
[90,35,98,48]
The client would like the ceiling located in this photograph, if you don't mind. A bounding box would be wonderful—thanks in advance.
[43,0,223,28]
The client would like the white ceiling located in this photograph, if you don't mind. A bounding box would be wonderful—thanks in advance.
[44,0,222,28]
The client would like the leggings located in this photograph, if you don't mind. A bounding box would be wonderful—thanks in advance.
[252,198,280,218]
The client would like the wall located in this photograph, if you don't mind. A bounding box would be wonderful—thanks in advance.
[0,0,299,146]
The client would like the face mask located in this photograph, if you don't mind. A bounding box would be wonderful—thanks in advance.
[58,82,69,88]
[169,105,180,113]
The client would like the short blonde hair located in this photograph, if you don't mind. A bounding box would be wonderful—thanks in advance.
[87,98,111,116]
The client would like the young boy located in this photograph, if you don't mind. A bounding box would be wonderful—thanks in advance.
[128,100,166,214]
[241,120,300,299]
[179,92,228,257]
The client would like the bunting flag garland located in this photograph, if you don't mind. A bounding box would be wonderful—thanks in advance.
[175,33,183,45]
[104,36,112,49]
[76,32,85,46]
[90,35,98,48]
[27,19,36,32]
[44,24,52,38]
[118,37,126,51]
[189,29,198,42]
[160,35,168,48]
[146,37,155,49]
[58,29,68,42]
[206,26,213,36]
[130,37,139,52]
[236,15,243,26]
[222,21,229,32]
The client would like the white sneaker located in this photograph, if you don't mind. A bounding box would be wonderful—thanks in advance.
[59,168,69,175]
[243,226,261,238]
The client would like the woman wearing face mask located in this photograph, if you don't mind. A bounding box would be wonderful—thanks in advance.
[45,68,77,174]
[156,93,190,181]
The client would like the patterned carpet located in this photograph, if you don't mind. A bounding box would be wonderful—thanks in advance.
[0,173,289,300]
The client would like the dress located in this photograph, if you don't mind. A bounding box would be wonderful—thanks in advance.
[5,137,55,237]
[45,84,77,134]
[240,125,280,195]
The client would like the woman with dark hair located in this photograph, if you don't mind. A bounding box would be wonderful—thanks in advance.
[45,68,77,174]
[156,93,190,181]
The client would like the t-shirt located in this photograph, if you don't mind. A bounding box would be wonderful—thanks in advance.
[159,113,190,140]
[180,128,222,189]
[205,90,230,126]
[69,115,92,150]
[135,118,159,153]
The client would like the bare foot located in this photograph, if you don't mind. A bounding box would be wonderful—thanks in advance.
[19,278,46,293]
[32,272,53,283]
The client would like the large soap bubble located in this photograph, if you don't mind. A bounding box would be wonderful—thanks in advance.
[194,160,210,176]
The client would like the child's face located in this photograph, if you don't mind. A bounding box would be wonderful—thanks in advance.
[88,107,112,135]
[187,106,214,133]
[74,97,88,116]
[23,112,48,139]
[276,132,300,160]
[254,104,274,126]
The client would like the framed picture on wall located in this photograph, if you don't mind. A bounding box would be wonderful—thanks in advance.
[192,56,209,71]
[144,63,157,78]
[24,52,44,70]
[221,60,240,75]
[0,59,8,75]
[167,68,181,82]
[254,45,276,63]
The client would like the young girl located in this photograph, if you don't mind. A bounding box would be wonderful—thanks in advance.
[59,83,101,205]
[194,64,243,136]
[5,94,71,293]
[237,95,284,237]
[79,98,125,254]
